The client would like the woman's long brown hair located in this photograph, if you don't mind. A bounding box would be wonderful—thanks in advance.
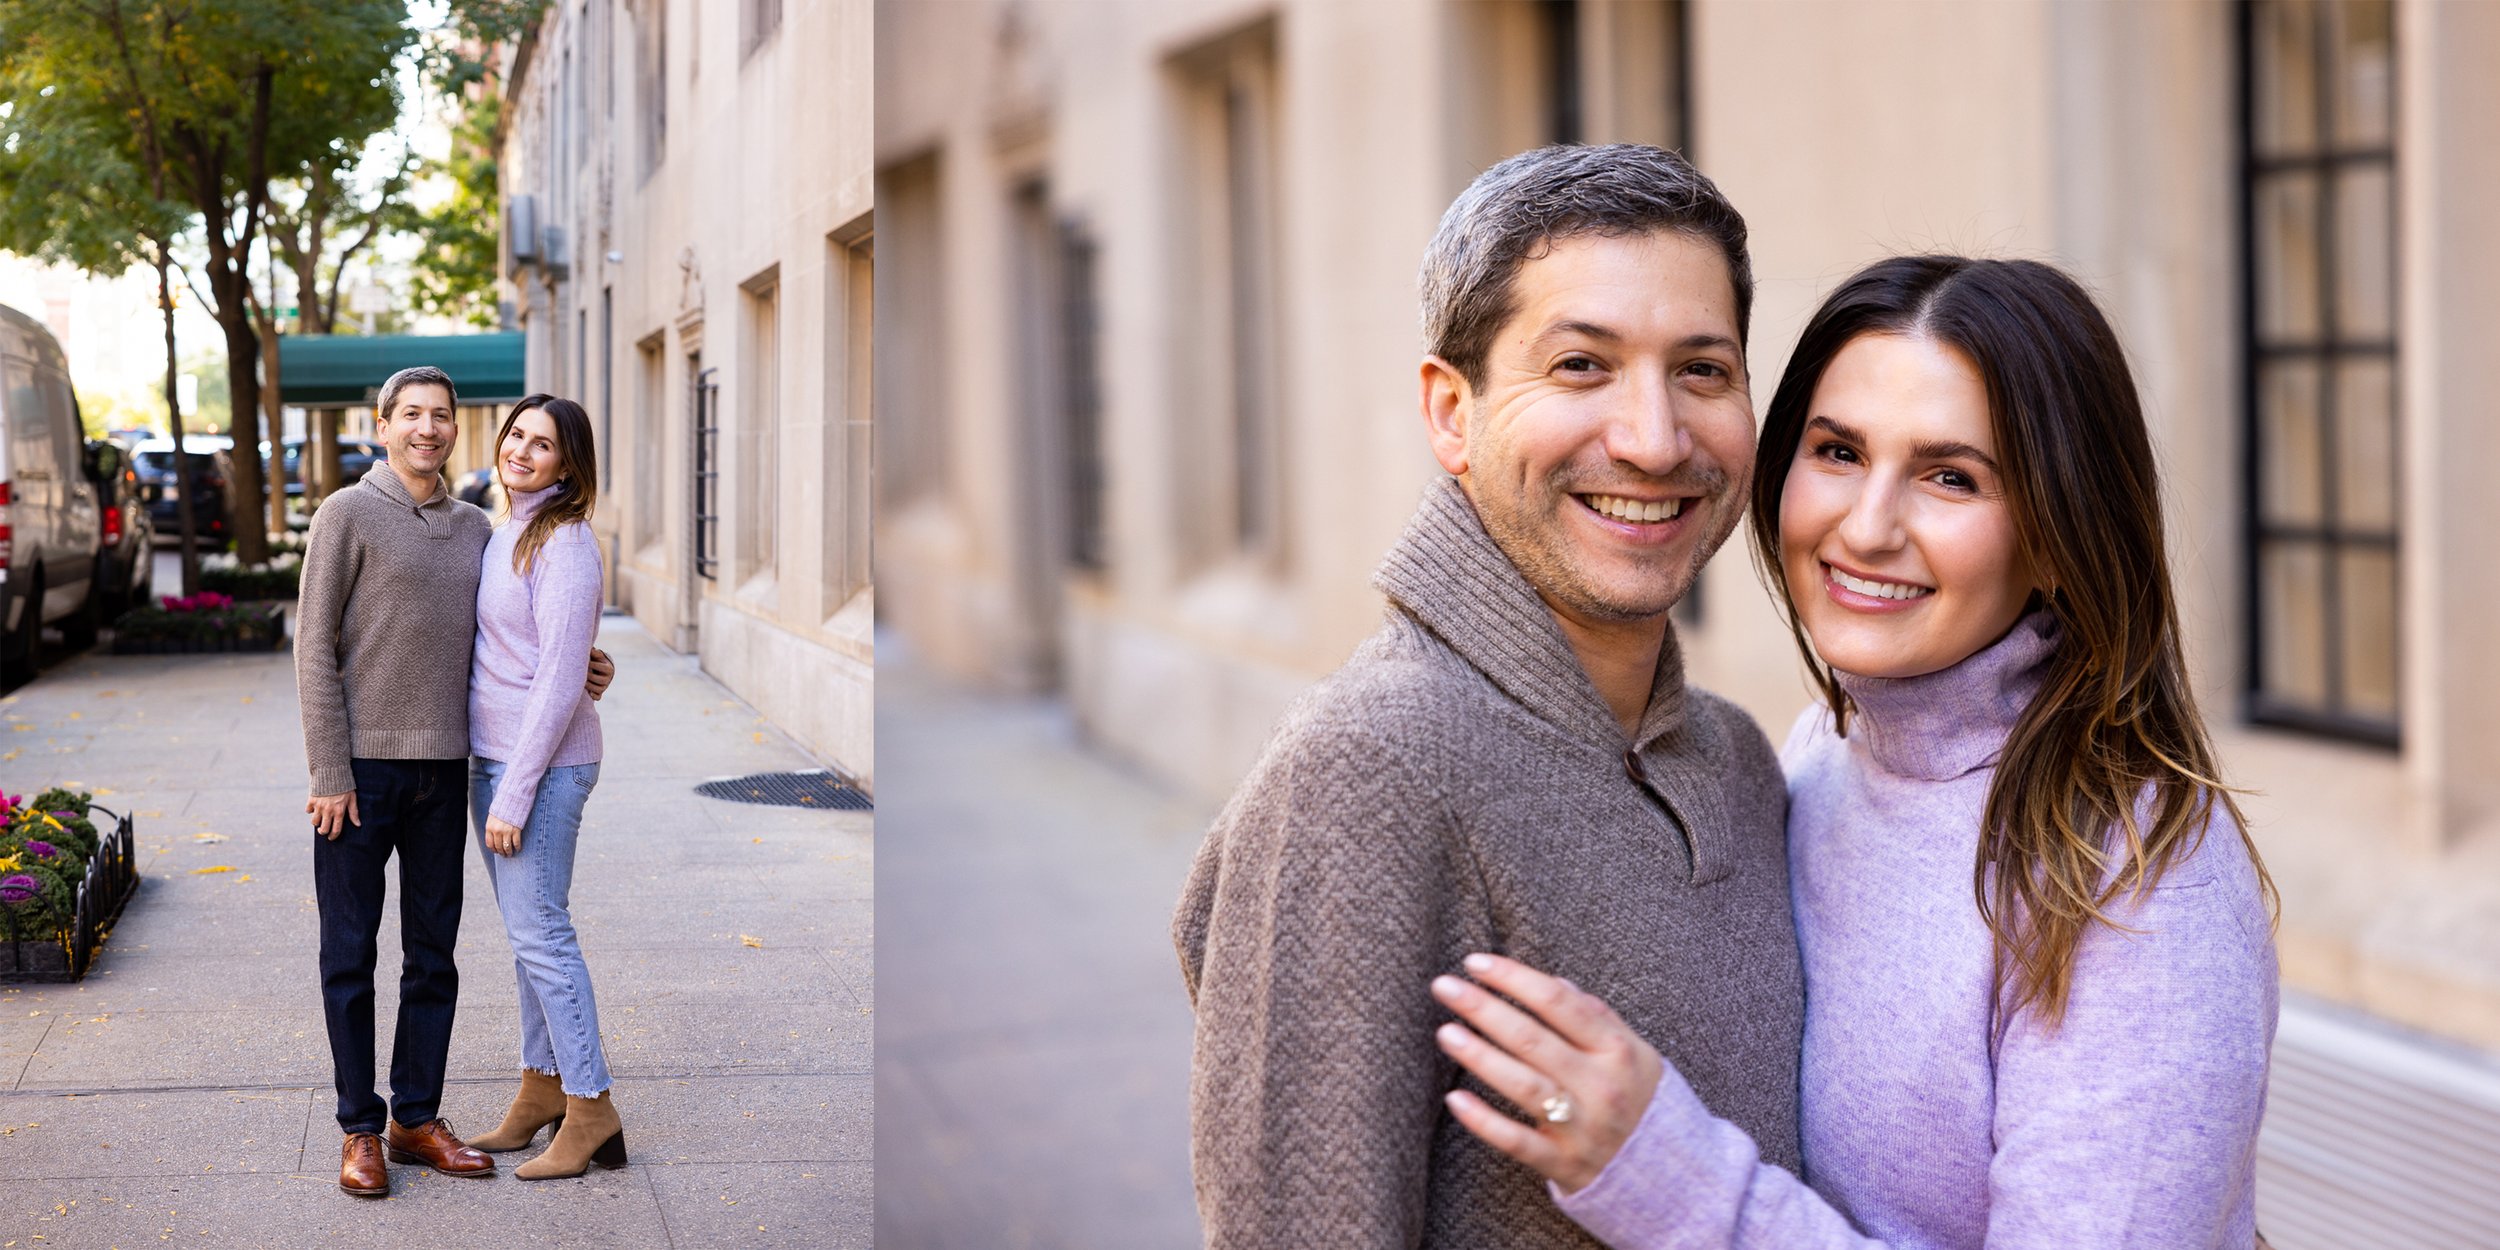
[1748,256,2277,1032]
[493,394,599,575]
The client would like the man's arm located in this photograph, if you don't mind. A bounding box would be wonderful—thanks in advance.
[1176,719,1475,1249]
[293,503,360,803]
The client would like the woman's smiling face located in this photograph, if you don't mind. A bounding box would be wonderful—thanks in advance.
[498,407,567,494]
[1779,332,2040,680]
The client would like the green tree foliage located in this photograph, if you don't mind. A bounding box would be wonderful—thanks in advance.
[0,0,412,564]
[401,92,502,328]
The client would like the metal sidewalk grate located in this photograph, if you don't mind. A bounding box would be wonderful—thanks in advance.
[694,769,872,811]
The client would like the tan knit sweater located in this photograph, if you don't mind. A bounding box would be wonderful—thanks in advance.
[1173,479,1804,1249]
[295,468,492,795]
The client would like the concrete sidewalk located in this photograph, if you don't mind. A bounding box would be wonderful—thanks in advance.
[0,613,871,1248]
[874,648,1206,1249]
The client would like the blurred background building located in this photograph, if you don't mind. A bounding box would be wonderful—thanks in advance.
[875,0,2500,1242]
[500,0,875,783]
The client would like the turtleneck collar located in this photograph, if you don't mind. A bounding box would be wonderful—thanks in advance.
[1833,609,2059,782]
[506,481,563,522]
[1372,477,1689,752]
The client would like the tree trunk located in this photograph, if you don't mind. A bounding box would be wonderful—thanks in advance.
[263,329,287,541]
[157,249,200,598]
[214,298,271,568]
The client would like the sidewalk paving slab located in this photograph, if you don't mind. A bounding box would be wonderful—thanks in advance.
[875,651,1206,1249]
[0,613,869,1249]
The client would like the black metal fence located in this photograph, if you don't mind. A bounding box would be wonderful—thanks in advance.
[0,804,138,982]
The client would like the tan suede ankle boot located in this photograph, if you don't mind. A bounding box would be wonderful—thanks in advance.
[515,1091,626,1179]
[468,1069,567,1152]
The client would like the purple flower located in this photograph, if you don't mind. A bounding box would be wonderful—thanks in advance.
[23,841,54,859]
[47,810,71,820]
[0,875,37,904]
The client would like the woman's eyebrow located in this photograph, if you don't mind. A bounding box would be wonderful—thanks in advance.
[1804,414,1864,443]
[1910,438,1998,472]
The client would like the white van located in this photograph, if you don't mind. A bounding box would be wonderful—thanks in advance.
[0,304,103,683]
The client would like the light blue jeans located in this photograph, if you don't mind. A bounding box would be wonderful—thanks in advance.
[470,757,612,1096]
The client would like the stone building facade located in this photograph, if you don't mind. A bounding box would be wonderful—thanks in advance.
[501,0,874,783]
[876,0,2500,1235]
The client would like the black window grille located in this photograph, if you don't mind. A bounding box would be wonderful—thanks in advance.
[693,362,721,582]
[2239,0,2399,745]
[1059,222,1108,571]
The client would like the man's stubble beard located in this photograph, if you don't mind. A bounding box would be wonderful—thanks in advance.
[1471,467,1743,626]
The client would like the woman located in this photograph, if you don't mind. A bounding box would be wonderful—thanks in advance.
[1430,257,2277,1246]
[462,394,628,1179]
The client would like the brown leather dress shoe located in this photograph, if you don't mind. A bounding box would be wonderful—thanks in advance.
[340,1132,388,1197]
[383,1117,496,1177]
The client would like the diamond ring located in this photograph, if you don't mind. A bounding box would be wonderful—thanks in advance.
[1541,1093,1575,1125]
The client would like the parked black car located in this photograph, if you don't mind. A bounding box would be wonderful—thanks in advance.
[453,466,504,515]
[132,436,235,544]
[82,438,155,616]
[269,436,385,498]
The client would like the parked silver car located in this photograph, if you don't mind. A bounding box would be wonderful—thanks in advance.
[0,304,103,682]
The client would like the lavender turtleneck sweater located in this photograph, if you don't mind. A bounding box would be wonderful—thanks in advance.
[1557,613,2277,1249]
[469,483,603,828]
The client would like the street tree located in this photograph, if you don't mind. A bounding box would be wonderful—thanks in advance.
[0,10,209,592]
[0,0,412,566]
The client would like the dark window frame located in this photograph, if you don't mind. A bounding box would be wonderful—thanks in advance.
[2237,0,2401,747]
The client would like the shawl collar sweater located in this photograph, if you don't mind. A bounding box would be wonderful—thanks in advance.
[469,483,604,827]
[1175,479,1802,1249]
[1559,613,2276,1250]
[295,467,492,795]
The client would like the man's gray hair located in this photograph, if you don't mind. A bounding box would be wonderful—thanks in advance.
[377,365,458,420]
[1420,144,1753,387]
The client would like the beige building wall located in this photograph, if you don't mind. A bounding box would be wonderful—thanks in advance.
[877,0,2500,1059]
[503,0,875,784]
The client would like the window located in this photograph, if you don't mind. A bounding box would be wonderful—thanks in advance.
[738,269,780,586]
[635,334,664,552]
[1172,18,1283,567]
[2241,0,2398,743]
[742,0,781,60]
[875,153,945,504]
[1453,1,1686,172]
[1059,221,1106,572]
[826,222,873,609]
[636,0,667,182]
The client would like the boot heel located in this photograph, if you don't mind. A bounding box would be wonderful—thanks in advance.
[591,1130,628,1168]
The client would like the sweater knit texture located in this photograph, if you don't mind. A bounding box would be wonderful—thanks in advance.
[295,467,492,795]
[1173,478,1804,1250]
[469,483,604,828]
[1557,612,2278,1249]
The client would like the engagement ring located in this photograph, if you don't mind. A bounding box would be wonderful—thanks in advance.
[1541,1093,1574,1125]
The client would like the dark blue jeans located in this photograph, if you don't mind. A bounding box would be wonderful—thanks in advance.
[313,757,466,1134]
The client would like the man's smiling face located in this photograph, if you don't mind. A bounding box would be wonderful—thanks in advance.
[1424,229,1756,629]
[380,383,457,479]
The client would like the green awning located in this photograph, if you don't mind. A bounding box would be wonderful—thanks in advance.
[275,332,527,406]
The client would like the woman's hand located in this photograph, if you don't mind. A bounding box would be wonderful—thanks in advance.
[1431,952,1663,1195]
[484,815,525,857]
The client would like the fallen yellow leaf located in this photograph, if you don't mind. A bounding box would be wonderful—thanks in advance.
[739,935,764,949]
[190,866,236,875]
[190,833,228,844]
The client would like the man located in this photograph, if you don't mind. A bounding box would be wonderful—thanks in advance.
[1173,145,1803,1247]
[296,365,612,1197]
